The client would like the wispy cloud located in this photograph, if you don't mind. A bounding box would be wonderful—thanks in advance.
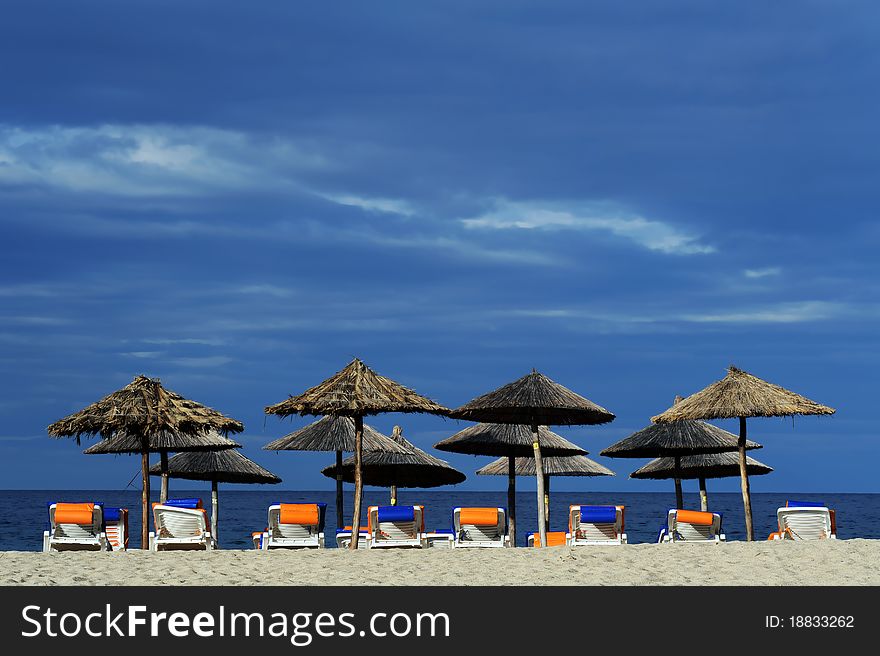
[681,301,844,324]
[320,193,416,217]
[744,267,782,279]
[461,198,714,255]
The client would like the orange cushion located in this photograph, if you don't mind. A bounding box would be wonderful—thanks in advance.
[55,503,95,525]
[280,503,319,525]
[532,531,567,547]
[459,507,500,526]
[675,509,714,526]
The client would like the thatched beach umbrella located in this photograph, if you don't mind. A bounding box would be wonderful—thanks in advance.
[476,453,614,531]
[150,449,281,542]
[263,415,408,529]
[447,370,614,547]
[630,452,773,512]
[601,398,761,510]
[265,358,449,549]
[435,423,587,546]
[651,366,835,540]
[50,375,244,548]
[321,426,465,503]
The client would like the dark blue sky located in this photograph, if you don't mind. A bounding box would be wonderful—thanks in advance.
[1,1,876,493]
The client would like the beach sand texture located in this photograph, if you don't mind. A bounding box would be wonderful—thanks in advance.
[3,539,878,586]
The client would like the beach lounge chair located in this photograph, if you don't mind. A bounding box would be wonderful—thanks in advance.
[453,507,510,547]
[527,531,568,547]
[424,528,456,548]
[567,505,627,545]
[367,505,425,548]
[103,507,129,551]
[261,503,327,549]
[149,498,215,551]
[769,500,837,541]
[335,525,370,549]
[659,509,725,543]
[43,502,109,552]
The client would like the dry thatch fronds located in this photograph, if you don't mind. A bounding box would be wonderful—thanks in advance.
[83,430,240,454]
[149,449,281,485]
[264,358,449,418]
[321,426,465,488]
[630,452,773,480]
[600,420,761,459]
[450,370,614,426]
[651,366,836,422]
[434,423,587,457]
[262,415,408,453]
[476,454,615,478]
[48,375,244,442]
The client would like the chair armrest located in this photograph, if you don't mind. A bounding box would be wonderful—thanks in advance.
[620,533,628,544]
[718,533,726,542]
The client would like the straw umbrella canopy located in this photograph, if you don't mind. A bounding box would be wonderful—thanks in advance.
[447,370,614,547]
[321,426,465,504]
[49,375,243,549]
[263,415,409,529]
[651,365,835,540]
[435,423,587,545]
[631,452,773,511]
[476,453,614,531]
[600,398,761,511]
[264,358,449,549]
[149,449,281,542]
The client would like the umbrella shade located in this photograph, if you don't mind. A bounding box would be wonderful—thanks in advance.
[600,420,762,458]
[262,415,408,453]
[630,452,773,480]
[49,375,243,549]
[476,454,615,477]
[48,375,244,440]
[264,358,450,418]
[650,366,836,422]
[84,430,241,454]
[322,426,465,488]
[434,423,586,458]
[148,449,281,484]
[449,370,614,426]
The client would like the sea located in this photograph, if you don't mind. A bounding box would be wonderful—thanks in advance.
[6,490,876,550]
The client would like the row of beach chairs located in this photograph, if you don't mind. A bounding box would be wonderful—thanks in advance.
[42,499,838,551]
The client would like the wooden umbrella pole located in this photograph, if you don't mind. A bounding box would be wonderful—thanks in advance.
[738,416,754,541]
[673,455,683,509]
[532,420,548,548]
[699,476,709,512]
[507,455,516,547]
[160,450,169,503]
[544,474,550,533]
[335,450,344,530]
[141,451,150,550]
[350,415,364,550]
[211,479,219,545]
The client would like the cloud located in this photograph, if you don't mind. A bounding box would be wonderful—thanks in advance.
[141,338,226,346]
[681,301,844,324]
[320,193,416,217]
[461,198,714,255]
[744,267,782,279]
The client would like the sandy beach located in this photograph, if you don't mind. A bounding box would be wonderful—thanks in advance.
[3,539,878,586]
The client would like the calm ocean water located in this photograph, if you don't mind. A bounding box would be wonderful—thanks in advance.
[6,489,876,550]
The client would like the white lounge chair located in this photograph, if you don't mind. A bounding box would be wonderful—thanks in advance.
[659,509,725,543]
[527,531,568,547]
[43,502,108,552]
[149,499,215,551]
[103,507,129,551]
[260,503,327,549]
[335,525,370,549]
[568,505,627,545]
[769,501,837,541]
[367,505,425,548]
[453,507,510,547]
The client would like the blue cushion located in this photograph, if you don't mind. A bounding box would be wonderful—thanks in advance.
[580,506,618,524]
[163,498,201,509]
[432,528,455,535]
[377,505,415,522]
[103,507,123,522]
[787,500,825,508]
[336,528,368,534]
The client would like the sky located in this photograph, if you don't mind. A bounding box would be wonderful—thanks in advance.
[1,1,877,494]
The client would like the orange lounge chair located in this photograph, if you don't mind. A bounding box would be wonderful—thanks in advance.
[43,502,108,552]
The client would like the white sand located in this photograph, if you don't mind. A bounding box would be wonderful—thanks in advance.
[2,539,878,585]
